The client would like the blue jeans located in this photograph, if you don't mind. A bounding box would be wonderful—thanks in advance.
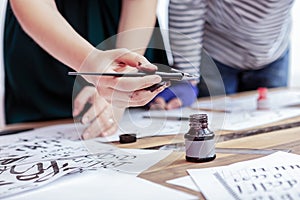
[198,49,290,97]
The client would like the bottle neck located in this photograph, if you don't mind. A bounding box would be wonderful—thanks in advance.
[189,114,208,129]
[190,122,208,129]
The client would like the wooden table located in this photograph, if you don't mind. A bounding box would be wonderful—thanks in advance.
[137,127,300,199]
[124,88,300,199]
[2,88,300,199]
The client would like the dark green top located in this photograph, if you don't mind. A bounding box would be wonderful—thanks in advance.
[4,0,167,124]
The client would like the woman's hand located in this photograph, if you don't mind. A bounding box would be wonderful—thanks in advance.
[80,48,168,108]
[73,86,125,139]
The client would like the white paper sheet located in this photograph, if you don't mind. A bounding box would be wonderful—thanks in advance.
[95,107,201,142]
[191,90,300,113]
[221,108,300,130]
[166,176,200,192]
[5,169,197,200]
[115,104,300,134]
[213,152,300,200]
[116,92,300,134]
[188,152,300,200]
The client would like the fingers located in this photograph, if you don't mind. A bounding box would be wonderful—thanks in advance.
[74,86,119,139]
[97,80,168,107]
[166,98,183,110]
[97,75,162,92]
[73,86,96,117]
[130,86,167,107]
[100,83,167,108]
[149,97,167,110]
[114,48,157,71]
[82,106,125,140]
[82,115,118,139]
[81,96,108,125]
[149,97,182,110]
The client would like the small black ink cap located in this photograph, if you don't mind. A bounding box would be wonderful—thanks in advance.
[119,133,137,144]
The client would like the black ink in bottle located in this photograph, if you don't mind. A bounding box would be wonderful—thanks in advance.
[184,114,216,162]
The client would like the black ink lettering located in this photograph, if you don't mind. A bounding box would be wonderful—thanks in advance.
[34,161,61,183]
[11,163,45,181]
[236,185,243,194]
[275,165,300,171]
[115,155,137,161]
[273,173,282,178]
[252,195,267,200]
[0,180,13,186]
[23,144,47,150]
[61,162,77,172]
[0,166,9,175]
[253,174,267,180]
[260,182,272,192]
[242,175,251,181]
[275,166,287,171]
[281,193,294,200]
[95,153,116,159]
[252,168,266,173]
[248,183,258,194]
[0,156,31,165]
[285,180,297,190]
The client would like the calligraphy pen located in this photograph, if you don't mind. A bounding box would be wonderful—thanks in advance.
[69,69,198,92]
[68,68,198,81]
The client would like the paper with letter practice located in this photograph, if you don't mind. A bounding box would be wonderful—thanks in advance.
[0,124,171,198]
[187,152,300,200]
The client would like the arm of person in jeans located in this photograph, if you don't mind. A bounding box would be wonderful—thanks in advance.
[117,0,158,55]
[150,0,208,109]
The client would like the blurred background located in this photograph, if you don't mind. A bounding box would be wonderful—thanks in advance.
[158,0,300,88]
[290,0,300,87]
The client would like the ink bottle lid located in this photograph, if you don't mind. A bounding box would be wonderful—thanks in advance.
[119,133,137,144]
[184,114,216,163]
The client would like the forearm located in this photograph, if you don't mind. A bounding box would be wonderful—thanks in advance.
[169,0,208,79]
[116,0,158,55]
[10,0,94,71]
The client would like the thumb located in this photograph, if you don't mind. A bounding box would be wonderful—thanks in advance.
[114,49,157,71]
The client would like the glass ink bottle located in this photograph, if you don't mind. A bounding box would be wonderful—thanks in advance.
[184,114,216,162]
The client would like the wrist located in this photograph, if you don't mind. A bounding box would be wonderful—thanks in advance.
[78,49,105,85]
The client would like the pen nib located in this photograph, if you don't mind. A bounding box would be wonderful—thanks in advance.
[169,68,199,80]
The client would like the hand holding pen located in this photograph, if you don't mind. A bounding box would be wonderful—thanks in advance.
[71,49,198,108]
[73,49,169,108]
[69,68,197,81]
